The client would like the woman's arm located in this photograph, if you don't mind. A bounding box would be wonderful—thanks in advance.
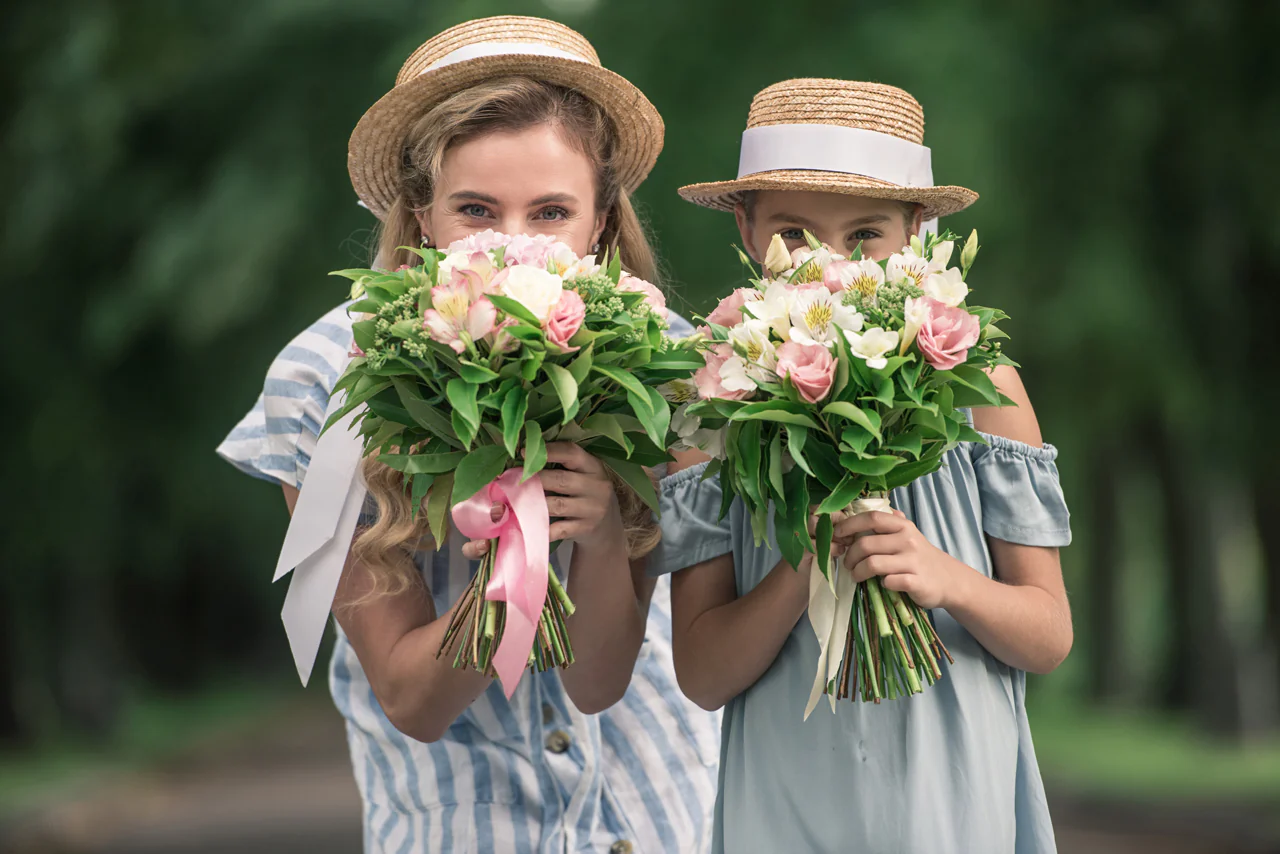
[283,485,491,744]
[833,366,1073,674]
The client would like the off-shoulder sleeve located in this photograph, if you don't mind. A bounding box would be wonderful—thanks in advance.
[216,303,353,490]
[969,433,1072,547]
[650,461,734,577]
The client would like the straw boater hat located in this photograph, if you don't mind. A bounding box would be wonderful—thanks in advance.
[679,79,977,221]
[348,16,664,221]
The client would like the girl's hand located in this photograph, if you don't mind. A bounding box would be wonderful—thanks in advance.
[832,509,965,609]
[459,443,621,560]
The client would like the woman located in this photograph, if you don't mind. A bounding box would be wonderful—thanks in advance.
[218,17,718,853]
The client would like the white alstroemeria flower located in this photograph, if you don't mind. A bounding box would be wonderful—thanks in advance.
[659,377,700,404]
[500,265,565,323]
[789,245,843,285]
[718,354,758,392]
[764,233,792,275]
[670,403,700,441]
[688,425,728,459]
[789,287,864,348]
[829,258,886,299]
[899,295,932,354]
[744,280,796,337]
[730,319,780,382]
[844,327,901,370]
[923,267,969,307]
[886,240,951,289]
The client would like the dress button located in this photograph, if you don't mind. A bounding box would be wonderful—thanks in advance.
[545,729,571,754]
[542,702,555,725]
[609,841,633,854]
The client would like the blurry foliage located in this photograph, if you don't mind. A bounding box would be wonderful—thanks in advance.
[2,0,1278,747]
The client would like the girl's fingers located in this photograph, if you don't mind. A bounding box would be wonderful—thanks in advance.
[548,520,591,542]
[849,553,909,584]
[543,442,604,474]
[841,532,909,571]
[880,572,919,596]
[489,503,504,523]
[832,510,905,543]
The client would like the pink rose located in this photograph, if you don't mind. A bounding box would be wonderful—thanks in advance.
[775,341,836,404]
[618,274,669,321]
[694,343,751,400]
[544,288,586,352]
[915,299,980,371]
[706,288,757,328]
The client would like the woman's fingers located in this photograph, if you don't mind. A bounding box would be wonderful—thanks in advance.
[537,468,607,499]
[542,442,605,474]
[544,495,597,520]
[462,539,490,560]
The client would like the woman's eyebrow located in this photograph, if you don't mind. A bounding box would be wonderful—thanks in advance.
[529,192,577,206]
[449,191,501,205]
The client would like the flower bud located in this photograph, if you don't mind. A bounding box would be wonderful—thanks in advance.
[764,233,792,275]
[961,229,979,272]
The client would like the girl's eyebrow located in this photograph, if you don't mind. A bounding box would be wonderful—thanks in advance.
[844,214,891,227]
[449,191,500,204]
[764,211,819,230]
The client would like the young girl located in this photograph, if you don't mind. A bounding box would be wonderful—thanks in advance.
[660,79,1072,853]
[218,18,718,853]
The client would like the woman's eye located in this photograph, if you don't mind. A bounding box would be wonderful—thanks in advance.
[779,228,804,241]
[536,206,569,222]
[459,204,491,218]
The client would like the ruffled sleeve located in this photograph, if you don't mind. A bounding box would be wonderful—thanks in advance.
[650,461,734,577]
[969,433,1072,547]
[215,303,354,490]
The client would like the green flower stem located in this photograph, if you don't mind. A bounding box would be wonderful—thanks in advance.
[867,578,893,638]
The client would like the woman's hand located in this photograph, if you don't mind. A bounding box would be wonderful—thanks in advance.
[460,443,622,559]
[832,509,966,609]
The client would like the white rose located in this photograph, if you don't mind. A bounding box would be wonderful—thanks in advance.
[500,265,565,323]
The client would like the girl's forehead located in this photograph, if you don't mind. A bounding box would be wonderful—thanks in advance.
[754,190,904,222]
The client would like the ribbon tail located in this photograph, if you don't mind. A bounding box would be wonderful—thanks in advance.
[825,557,858,712]
[804,555,838,720]
[486,470,552,698]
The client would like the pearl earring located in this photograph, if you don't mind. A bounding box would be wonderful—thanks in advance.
[592,243,602,253]
[421,233,432,248]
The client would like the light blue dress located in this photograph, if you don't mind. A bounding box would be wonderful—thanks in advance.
[655,430,1071,854]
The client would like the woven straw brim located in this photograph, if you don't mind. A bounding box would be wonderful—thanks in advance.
[679,170,978,220]
[349,56,664,220]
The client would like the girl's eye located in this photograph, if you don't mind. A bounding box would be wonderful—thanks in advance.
[459,204,491,219]
[536,206,569,222]
[779,228,804,241]
[852,229,881,242]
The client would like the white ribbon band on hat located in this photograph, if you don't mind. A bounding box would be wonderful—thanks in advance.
[423,41,589,74]
[275,385,368,685]
[737,123,939,234]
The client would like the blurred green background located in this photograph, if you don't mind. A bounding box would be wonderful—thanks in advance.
[3,0,1279,850]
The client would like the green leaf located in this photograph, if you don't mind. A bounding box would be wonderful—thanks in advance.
[377,451,466,474]
[911,406,948,437]
[785,424,814,477]
[821,402,883,441]
[522,421,547,482]
[768,429,786,508]
[446,377,480,428]
[485,293,542,327]
[566,345,594,385]
[501,386,529,457]
[426,472,453,547]
[582,413,634,456]
[840,426,874,457]
[410,473,434,520]
[602,457,659,514]
[543,363,579,425]
[817,474,866,514]
[607,248,623,282]
[592,364,652,411]
[321,378,393,435]
[838,454,904,476]
[806,440,845,489]
[451,444,511,504]
[816,513,834,582]
[459,361,500,383]
[864,373,894,407]
[884,429,923,459]
[389,380,461,449]
[946,364,1002,406]
[956,424,986,445]
[728,400,820,428]
[784,464,813,552]
[883,457,945,491]
[738,420,763,506]
[351,319,377,354]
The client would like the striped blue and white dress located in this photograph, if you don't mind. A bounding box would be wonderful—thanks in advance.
[218,303,720,854]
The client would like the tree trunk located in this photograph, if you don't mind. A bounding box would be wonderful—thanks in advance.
[1147,419,1196,711]
[1087,443,1125,702]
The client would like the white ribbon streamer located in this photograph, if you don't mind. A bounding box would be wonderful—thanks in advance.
[737,123,940,238]
[803,497,892,719]
[275,389,367,685]
[422,41,587,74]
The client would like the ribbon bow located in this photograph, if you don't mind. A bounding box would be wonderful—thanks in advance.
[451,469,550,698]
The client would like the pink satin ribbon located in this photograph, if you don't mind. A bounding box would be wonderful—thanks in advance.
[451,469,550,698]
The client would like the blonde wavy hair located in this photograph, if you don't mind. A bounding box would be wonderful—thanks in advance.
[354,77,664,599]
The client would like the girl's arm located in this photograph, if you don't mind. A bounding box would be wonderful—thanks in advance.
[283,485,491,744]
[665,449,812,711]
[670,553,811,711]
[833,366,1073,674]
[463,443,654,714]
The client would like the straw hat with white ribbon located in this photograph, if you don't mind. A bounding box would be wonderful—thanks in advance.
[348,16,664,220]
[679,79,977,221]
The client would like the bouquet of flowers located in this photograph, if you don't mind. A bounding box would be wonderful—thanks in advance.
[325,231,700,696]
[679,229,1014,714]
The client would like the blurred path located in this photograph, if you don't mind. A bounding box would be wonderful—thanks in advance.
[3,698,1277,853]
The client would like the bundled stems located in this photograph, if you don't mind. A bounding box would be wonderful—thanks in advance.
[437,539,575,677]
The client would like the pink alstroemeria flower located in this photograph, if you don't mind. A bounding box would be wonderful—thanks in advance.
[423,283,497,353]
